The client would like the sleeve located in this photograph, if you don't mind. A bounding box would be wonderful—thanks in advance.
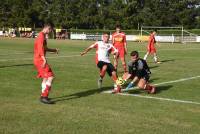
[135,60,144,78]
[37,34,45,56]
[128,61,133,74]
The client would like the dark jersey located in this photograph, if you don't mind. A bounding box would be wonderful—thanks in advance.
[128,58,151,79]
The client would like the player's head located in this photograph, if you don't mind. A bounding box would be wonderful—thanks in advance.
[152,30,157,35]
[42,23,52,34]
[115,24,121,33]
[130,51,139,62]
[102,32,110,43]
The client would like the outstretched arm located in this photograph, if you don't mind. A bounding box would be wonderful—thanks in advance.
[81,43,97,56]
[46,48,59,54]
[81,47,93,56]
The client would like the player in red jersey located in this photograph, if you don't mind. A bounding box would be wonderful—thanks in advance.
[143,30,161,63]
[112,25,128,73]
[33,24,59,104]
[81,32,121,93]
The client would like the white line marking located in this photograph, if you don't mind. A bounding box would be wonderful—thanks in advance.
[103,75,200,105]
[118,93,200,105]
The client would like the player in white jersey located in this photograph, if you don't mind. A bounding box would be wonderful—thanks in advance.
[81,32,121,93]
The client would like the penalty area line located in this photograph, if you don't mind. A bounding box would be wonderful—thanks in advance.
[103,75,200,105]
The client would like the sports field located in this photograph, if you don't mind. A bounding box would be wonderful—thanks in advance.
[0,38,200,134]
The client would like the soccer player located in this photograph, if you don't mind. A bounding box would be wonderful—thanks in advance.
[33,23,59,104]
[124,51,156,94]
[112,25,128,73]
[81,32,121,93]
[143,30,161,63]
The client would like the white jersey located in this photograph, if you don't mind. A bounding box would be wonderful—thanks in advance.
[89,41,118,63]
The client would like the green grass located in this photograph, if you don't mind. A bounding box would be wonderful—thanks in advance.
[0,38,200,134]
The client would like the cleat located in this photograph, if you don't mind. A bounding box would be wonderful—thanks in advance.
[156,61,161,64]
[40,97,55,104]
[98,78,103,89]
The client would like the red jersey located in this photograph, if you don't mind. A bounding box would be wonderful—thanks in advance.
[34,32,46,64]
[147,33,156,53]
[148,33,156,48]
[112,32,126,48]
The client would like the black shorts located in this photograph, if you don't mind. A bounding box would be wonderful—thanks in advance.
[97,61,115,76]
[136,70,150,82]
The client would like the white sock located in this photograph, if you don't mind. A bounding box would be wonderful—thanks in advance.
[41,82,46,93]
[46,81,51,87]
[154,56,157,62]
[144,54,148,60]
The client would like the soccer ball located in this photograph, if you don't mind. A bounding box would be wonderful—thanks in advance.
[116,77,125,86]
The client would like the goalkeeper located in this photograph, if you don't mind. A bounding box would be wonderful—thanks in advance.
[123,51,156,94]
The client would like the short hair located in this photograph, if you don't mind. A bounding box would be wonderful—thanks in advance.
[130,51,139,57]
[43,23,52,28]
[115,24,121,29]
[103,32,110,36]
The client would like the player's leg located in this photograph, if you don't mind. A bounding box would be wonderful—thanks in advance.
[41,76,54,98]
[120,53,127,73]
[144,51,149,61]
[41,78,47,94]
[137,79,156,94]
[153,52,161,63]
[97,61,107,88]
[113,55,119,70]
[106,63,121,93]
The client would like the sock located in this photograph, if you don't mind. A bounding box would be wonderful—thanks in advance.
[154,56,158,62]
[112,75,117,82]
[123,63,127,72]
[41,82,46,93]
[144,54,148,60]
[41,81,51,97]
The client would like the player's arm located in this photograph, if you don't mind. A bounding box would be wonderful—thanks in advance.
[41,56,47,68]
[126,76,139,90]
[124,35,128,54]
[46,47,59,54]
[81,43,96,56]
[111,45,118,55]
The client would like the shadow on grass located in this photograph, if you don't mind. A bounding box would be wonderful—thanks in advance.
[51,86,113,103]
[0,63,33,68]
[160,59,175,63]
[126,85,173,94]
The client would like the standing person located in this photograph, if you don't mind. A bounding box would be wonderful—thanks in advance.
[33,23,59,104]
[81,32,121,93]
[124,51,156,94]
[112,25,128,73]
[143,30,161,63]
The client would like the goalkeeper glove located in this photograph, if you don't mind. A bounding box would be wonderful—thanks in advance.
[126,82,135,90]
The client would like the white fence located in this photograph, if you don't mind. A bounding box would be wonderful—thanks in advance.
[70,33,200,43]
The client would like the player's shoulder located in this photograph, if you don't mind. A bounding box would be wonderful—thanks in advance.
[112,32,117,36]
[120,32,126,36]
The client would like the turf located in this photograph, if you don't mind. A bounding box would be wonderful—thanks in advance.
[0,38,200,134]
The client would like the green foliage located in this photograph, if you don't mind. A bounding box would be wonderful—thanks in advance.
[0,0,199,29]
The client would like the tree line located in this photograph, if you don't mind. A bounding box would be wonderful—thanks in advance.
[0,0,200,29]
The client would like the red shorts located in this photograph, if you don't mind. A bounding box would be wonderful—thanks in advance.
[116,47,125,58]
[148,47,156,54]
[34,62,54,78]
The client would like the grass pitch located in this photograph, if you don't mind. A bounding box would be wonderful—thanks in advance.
[0,38,200,134]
